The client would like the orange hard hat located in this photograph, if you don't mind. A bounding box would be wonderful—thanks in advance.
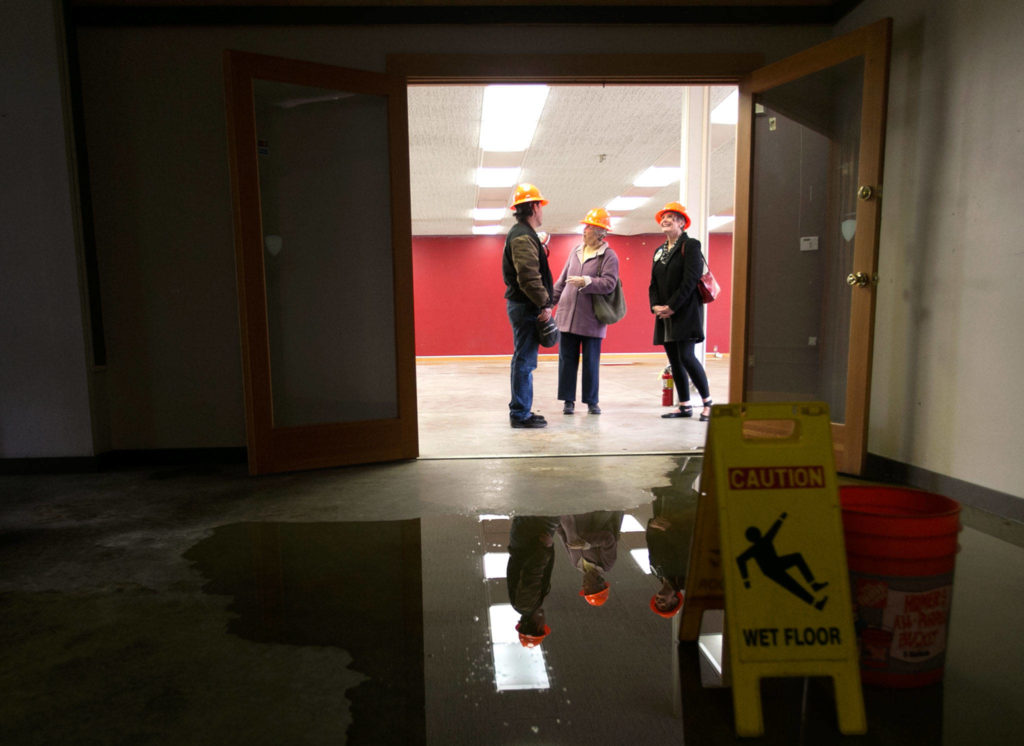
[580,207,612,231]
[655,201,692,230]
[649,590,685,619]
[510,183,549,209]
[580,584,610,607]
[516,622,551,648]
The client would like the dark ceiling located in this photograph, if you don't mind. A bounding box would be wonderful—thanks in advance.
[73,1,866,27]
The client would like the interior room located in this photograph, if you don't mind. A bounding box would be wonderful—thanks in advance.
[3,1,1023,744]
[406,82,735,457]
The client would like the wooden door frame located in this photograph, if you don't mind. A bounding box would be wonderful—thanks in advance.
[225,50,417,474]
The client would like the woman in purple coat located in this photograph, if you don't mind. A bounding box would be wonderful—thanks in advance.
[552,208,620,415]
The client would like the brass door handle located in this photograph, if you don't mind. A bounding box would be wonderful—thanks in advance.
[858,185,876,200]
[846,272,874,287]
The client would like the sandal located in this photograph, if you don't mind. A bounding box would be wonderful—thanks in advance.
[661,405,693,419]
[699,399,713,422]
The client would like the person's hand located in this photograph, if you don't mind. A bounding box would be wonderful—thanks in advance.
[537,308,552,322]
[567,275,587,288]
[653,305,674,319]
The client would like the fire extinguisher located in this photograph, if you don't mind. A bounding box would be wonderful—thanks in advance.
[661,365,674,406]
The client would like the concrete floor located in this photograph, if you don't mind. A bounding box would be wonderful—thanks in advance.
[2,355,1023,745]
[417,353,729,458]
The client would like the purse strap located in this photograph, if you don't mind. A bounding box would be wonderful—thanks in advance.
[700,249,712,271]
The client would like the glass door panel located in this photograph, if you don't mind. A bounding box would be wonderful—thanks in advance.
[746,56,863,424]
[254,80,397,428]
[225,51,416,474]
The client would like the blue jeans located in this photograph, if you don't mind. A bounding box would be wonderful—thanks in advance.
[557,332,602,405]
[507,300,539,421]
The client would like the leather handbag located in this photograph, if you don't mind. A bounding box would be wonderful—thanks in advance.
[698,254,720,304]
[591,254,627,324]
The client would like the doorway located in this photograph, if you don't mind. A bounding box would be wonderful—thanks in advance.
[406,84,738,458]
[226,28,889,474]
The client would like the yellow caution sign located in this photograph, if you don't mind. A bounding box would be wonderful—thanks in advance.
[705,402,865,737]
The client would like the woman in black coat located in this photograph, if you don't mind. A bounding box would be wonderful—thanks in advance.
[649,202,713,420]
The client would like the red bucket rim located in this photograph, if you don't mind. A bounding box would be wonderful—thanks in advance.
[839,485,961,519]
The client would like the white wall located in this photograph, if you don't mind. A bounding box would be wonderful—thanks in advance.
[0,1,95,458]
[838,0,1024,499]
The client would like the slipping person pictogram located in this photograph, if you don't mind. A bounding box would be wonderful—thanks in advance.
[736,512,829,610]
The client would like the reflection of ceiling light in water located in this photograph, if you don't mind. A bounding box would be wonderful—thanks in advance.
[482,552,509,579]
[630,548,653,574]
[620,514,644,533]
[488,604,550,691]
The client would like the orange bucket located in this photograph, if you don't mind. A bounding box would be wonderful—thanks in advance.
[839,486,961,687]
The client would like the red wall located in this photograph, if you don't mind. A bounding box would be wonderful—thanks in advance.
[412,232,732,356]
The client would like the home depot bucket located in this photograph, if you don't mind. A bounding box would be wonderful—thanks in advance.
[839,486,961,687]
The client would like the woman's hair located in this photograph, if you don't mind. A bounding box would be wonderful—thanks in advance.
[513,201,537,221]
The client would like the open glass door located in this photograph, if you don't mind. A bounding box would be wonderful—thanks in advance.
[730,19,891,474]
[225,51,417,474]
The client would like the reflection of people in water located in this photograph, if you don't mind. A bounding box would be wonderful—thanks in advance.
[736,512,829,610]
[507,516,559,647]
[647,456,702,618]
[647,514,686,618]
[555,511,623,606]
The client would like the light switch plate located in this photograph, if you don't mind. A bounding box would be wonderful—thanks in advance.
[800,236,819,252]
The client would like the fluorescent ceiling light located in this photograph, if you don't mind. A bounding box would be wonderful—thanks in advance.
[711,89,739,125]
[472,225,505,235]
[476,167,520,187]
[634,167,681,187]
[606,196,650,212]
[707,215,734,231]
[472,207,506,221]
[479,84,550,152]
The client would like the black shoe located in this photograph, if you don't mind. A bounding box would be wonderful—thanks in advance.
[699,399,713,422]
[511,414,548,429]
[587,403,601,415]
[661,405,693,419]
[563,401,575,415]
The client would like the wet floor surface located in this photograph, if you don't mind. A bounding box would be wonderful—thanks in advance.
[1,455,1022,744]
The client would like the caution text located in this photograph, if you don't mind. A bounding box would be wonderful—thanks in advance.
[728,466,826,490]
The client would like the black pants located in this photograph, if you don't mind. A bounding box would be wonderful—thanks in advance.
[663,340,710,403]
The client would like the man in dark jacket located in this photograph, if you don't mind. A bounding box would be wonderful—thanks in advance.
[502,183,554,428]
